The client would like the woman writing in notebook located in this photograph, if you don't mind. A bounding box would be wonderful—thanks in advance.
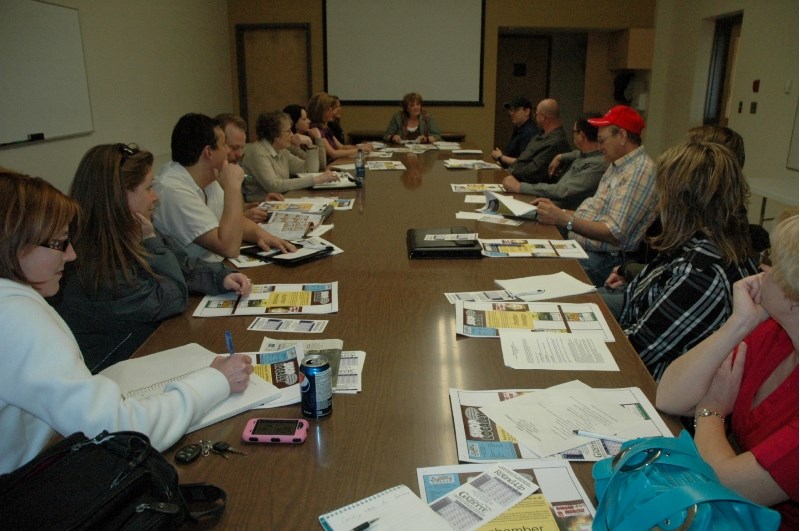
[241,111,339,199]
[0,169,253,475]
[308,92,374,160]
[54,144,252,373]
[383,92,443,144]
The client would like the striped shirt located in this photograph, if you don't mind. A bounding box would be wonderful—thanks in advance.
[571,145,657,252]
[619,236,758,381]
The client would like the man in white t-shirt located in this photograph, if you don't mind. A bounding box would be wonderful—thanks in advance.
[153,113,293,263]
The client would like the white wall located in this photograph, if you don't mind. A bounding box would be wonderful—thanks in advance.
[0,0,232,192]
[648,0,799,226]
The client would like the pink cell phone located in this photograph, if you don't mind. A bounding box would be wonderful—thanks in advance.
[242,418,309,444]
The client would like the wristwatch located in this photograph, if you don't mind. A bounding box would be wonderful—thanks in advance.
[694,408,725,428]
[565,214,575,231]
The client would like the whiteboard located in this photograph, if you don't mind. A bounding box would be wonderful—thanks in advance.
[0,0,93,146]
[325,0,484,104]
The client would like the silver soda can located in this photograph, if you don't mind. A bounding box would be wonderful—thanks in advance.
[300,354,333,418]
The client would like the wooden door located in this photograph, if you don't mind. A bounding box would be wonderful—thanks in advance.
[236,24,311,140]
[494,34,550,149]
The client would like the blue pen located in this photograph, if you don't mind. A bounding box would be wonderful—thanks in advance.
[225,330,236,356]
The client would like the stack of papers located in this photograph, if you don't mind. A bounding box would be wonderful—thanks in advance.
[366,160,406,170]
[193,282,339,317]
[417,460,595,529]
[434,141,461,150]
[449,383,673,462]
[455,300,614,341]
[444,159,501,170]
[480,239,589,259]
[252,338,365,406]
[451,183,505,192]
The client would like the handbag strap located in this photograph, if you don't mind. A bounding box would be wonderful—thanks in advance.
[610,482,777,531]
[179,483,227,521]
[611,434,716,480]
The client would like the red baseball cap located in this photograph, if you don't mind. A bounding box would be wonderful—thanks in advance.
[588,105,645,135]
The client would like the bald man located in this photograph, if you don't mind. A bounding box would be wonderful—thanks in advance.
[507,98,570,185]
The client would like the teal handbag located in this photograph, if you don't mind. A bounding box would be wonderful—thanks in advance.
[592,431,781,530]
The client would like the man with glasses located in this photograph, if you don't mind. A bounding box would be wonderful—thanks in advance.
[531,105,657,287]
[505,98,571,184]
[214,113,283,223]
[152,113,293,263]
[491,96,538,168]
[502,113,606,210]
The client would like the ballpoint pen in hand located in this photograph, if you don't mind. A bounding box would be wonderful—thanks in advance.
[224,330,236,356]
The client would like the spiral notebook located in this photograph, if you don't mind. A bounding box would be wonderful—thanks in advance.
[99,343,280,432]
[318,484,448,530]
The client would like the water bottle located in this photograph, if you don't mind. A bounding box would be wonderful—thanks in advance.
[354,148,365,187]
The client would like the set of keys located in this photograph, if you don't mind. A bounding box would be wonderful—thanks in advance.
[175,440,247,464]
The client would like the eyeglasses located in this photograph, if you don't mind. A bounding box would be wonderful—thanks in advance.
[118,143,139,166]
[40,238,71,252]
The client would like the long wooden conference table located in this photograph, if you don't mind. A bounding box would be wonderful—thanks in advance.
[135,147,681,529]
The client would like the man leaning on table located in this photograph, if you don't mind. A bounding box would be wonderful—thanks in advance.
[152,113,294,263]
[491,96,539,168]
[503,112,607,210]
[215,113,283,224]
[504,98,571,184]
[532,105,657,287]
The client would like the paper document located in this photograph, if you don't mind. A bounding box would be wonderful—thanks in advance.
[250,346,303,408]
[434,141,461,150]
[333,351,366,393]
[451,183,505,192]
[366,160,406,170]
[478,191,537,220]
[319,484,448,531]
[247,317,328,334]
[444,159,501,170]
[464,194,486,203]
[455,300,615,341]
[449,384,672,462]
[499,330,619,371]
[259,211,323,240]
[456,211,524,226]
[495,272,596,301]
[417,460,595,530]
[256,337,346,406]
[259,197,334,215]
[425,463,539,531]
[479,385,671,458]
[193,282,339,317]
[99,343,280,432]
[480,239,589,259]
[444,290,519,304]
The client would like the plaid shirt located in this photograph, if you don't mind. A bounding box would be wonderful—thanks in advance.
[571,146,657,253]
[619,236,759,381]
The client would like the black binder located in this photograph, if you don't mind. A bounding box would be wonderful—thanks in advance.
[406,226,483,259]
